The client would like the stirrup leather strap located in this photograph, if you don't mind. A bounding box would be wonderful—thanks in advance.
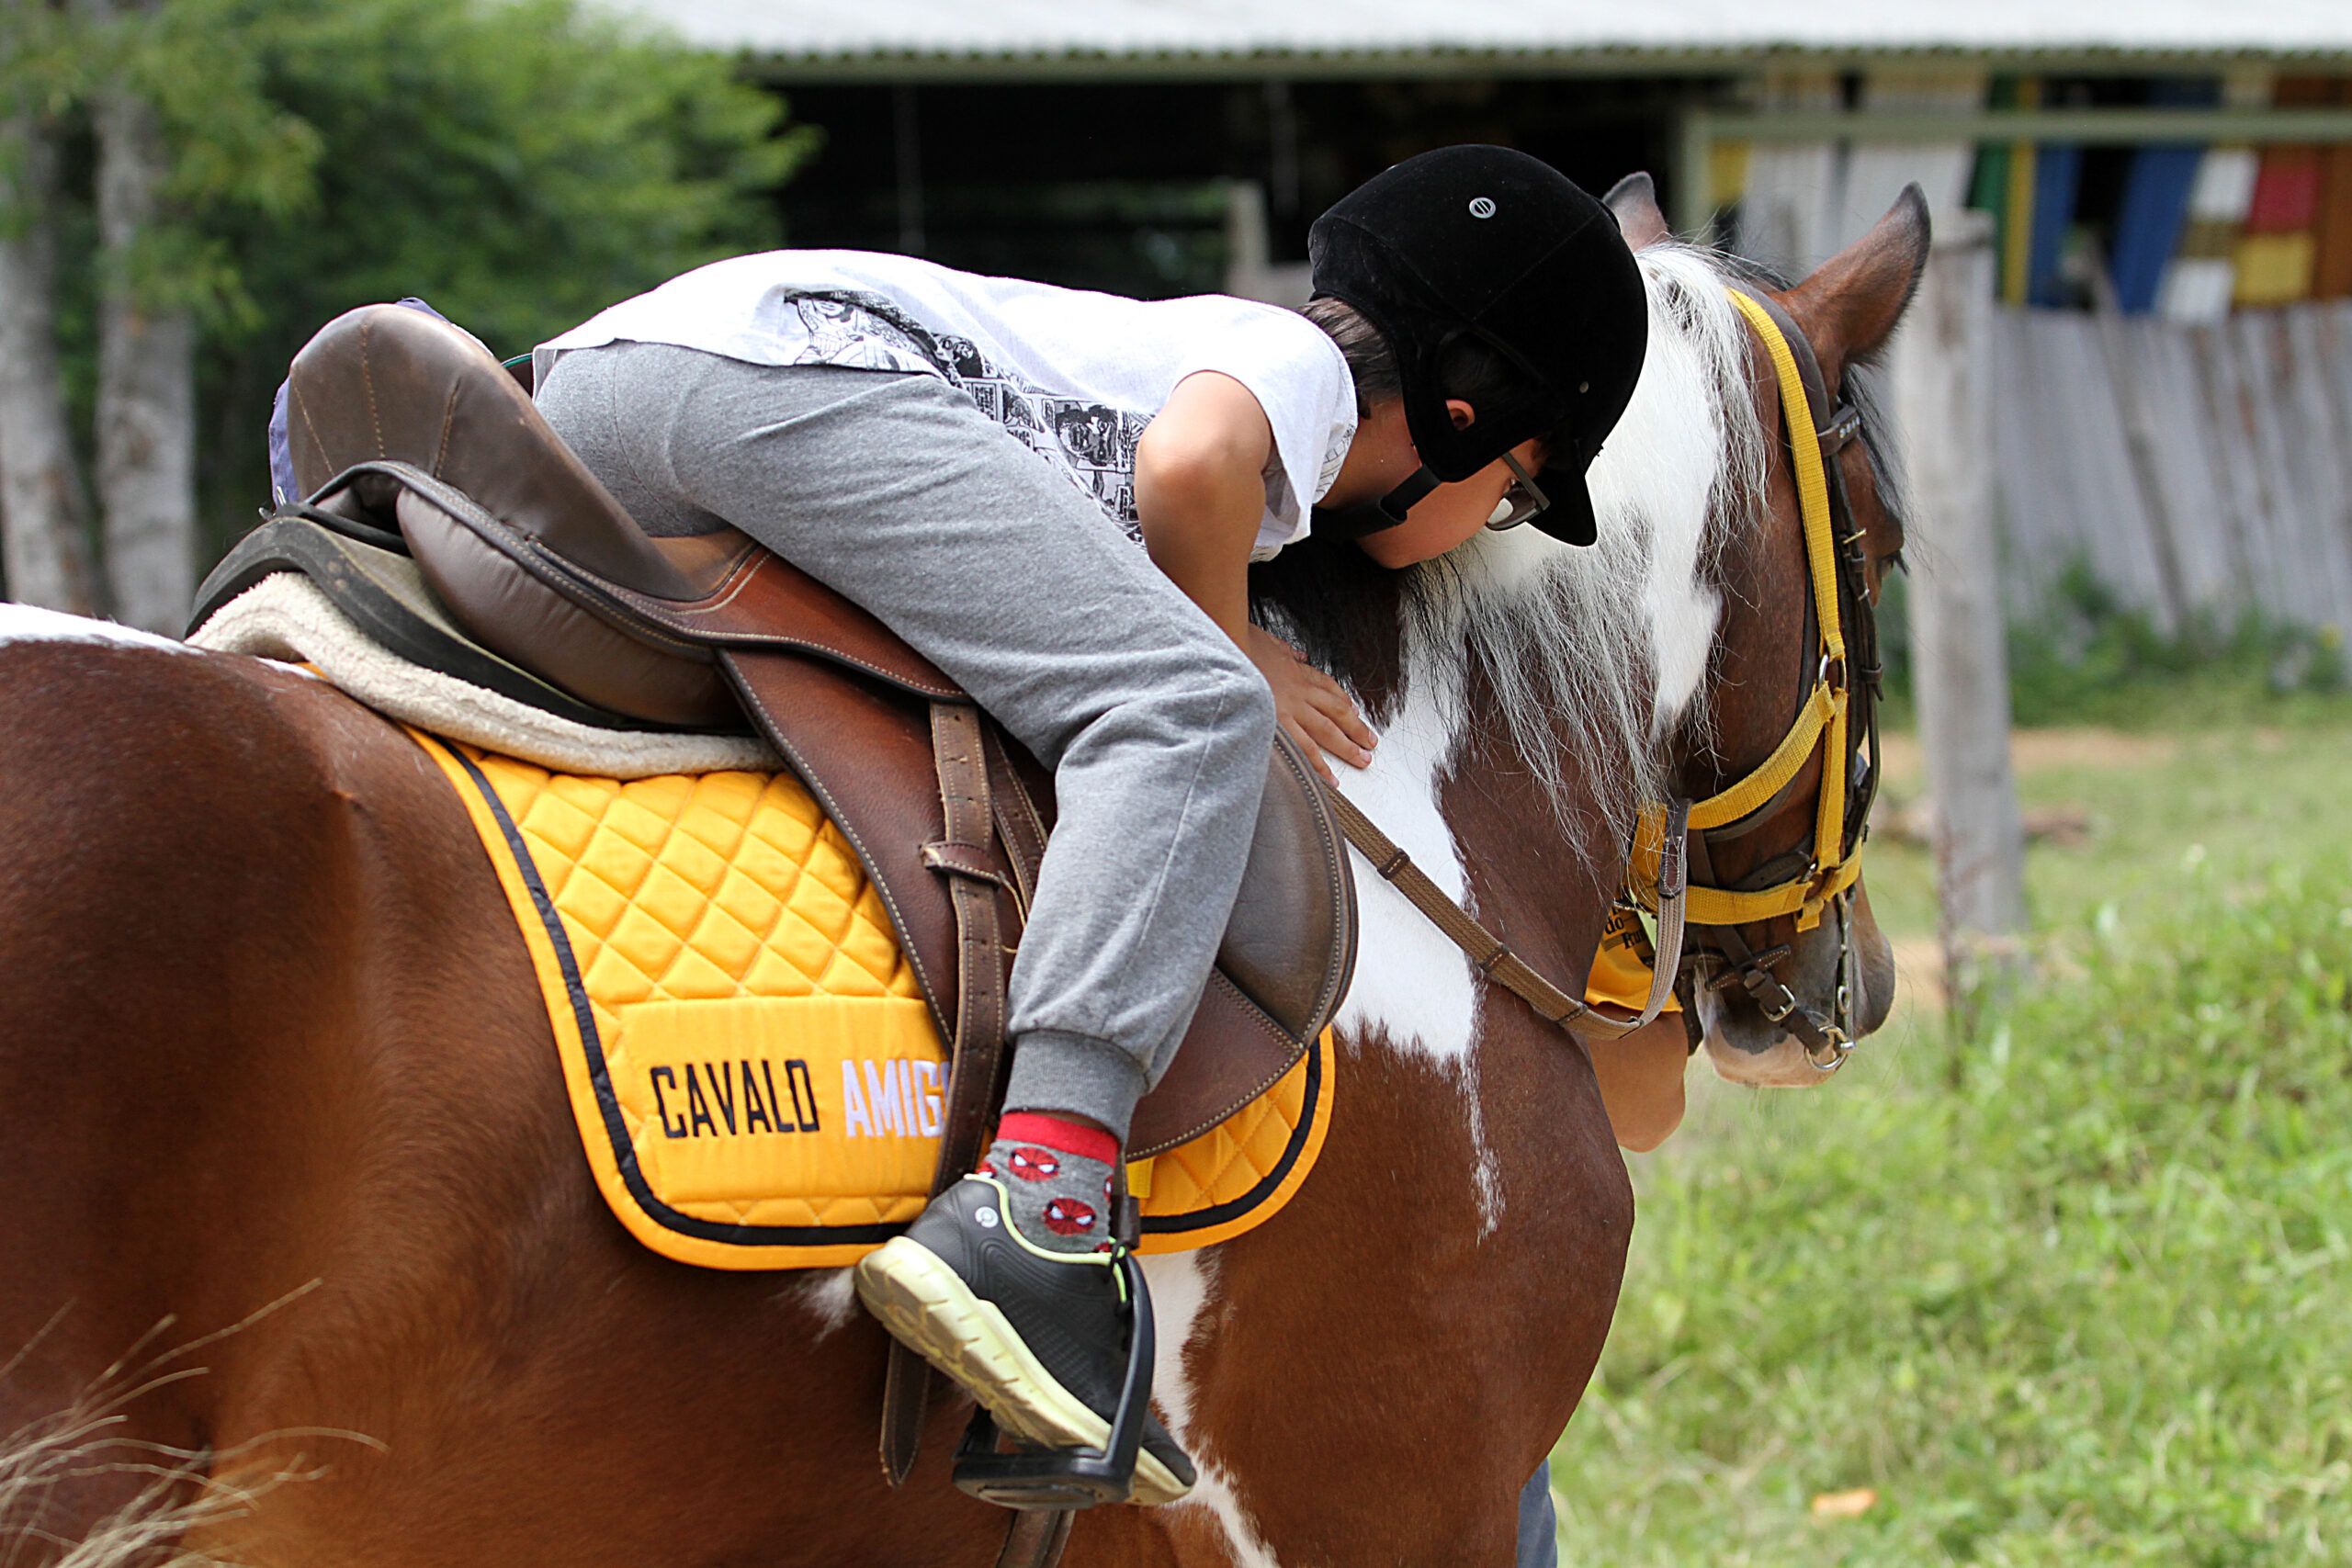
[880,701,1012,1485]
[995,1509,1072,1568]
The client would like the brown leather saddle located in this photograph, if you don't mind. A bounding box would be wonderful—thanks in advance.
[214,301,1357,1168]
[212,306,1359,1502]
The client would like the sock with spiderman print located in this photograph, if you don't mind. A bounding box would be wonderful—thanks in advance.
[974,1111,1121,1256]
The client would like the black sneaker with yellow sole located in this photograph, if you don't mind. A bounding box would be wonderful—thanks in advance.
[854,1173,1196,1506]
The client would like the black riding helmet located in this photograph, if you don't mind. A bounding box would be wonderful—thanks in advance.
[1308,145,1649,547]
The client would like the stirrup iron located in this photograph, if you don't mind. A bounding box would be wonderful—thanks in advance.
[951,1249,1156,1510]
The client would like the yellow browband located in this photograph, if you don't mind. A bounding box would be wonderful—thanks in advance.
[1628,288,1862,933]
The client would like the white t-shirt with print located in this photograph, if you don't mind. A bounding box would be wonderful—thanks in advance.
[535,251,1359,558]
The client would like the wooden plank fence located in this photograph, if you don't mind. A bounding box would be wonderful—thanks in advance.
[1985,301,2352,637]
[1895,217,2028,1000]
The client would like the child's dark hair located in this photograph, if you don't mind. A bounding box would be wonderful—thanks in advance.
[1301,297,1403,414]
[1301,296,1542,444]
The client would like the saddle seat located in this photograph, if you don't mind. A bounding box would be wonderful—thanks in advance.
[198,303,1356,1159]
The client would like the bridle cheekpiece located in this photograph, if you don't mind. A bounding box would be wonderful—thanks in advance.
[1623,285,1886,1070]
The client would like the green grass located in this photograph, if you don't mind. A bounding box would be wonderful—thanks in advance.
[1551,707,2352,1564]
[1867,718,2352,943]
[1873,566,2347,734]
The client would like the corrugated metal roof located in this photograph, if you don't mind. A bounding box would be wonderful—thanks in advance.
[604,0,2352,70]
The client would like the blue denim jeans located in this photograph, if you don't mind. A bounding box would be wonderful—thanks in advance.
[1519,1462,1558,1568]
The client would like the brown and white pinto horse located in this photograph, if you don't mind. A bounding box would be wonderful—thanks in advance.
[0,189,1921,1566]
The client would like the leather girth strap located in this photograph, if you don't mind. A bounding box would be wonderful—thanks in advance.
[879,701,1013,1486]
[1321,786,1689,1040]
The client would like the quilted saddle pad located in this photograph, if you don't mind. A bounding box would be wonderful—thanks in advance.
[409,730,1333,1269]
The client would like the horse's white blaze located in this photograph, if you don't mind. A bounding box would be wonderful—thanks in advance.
[1646,560,1722,736]
[0,603,193,655]
[1171,1459,1285,1563]
[1320,660,1511,1233]
[1457,1043,1506,1235]
[1180,1464,1283,1568]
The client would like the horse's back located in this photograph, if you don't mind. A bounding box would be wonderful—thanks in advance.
[0,621,1000,1565]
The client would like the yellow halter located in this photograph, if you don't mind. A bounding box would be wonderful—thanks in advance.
[1627,287,1870,936]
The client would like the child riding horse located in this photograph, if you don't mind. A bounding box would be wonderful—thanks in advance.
[527,145,1649,1500]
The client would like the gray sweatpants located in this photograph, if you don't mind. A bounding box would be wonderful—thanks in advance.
[535,344,1272,1143]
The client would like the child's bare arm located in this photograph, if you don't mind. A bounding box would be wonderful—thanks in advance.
[1135,371,1268,647]
[1136,372,1376,779]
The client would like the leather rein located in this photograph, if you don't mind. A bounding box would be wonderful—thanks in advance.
[1324,284,1883,1068]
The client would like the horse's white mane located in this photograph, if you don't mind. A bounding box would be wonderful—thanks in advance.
[1398,241,1769,850]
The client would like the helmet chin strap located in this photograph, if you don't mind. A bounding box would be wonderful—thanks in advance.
[1311,466,1441,541]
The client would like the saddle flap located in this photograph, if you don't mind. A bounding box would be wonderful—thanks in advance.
[720,640,1354,1159]
[718,647,1012,1044]
[1131,734,1356,1156]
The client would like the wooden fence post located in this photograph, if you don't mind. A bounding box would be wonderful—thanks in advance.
[1892,210,2030,1036]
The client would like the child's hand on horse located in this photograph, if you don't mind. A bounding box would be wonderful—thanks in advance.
[1246,626,1375,783]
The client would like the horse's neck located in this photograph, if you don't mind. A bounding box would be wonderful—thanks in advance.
[1280,244,1757,1071]
[1330,626,1619,1075]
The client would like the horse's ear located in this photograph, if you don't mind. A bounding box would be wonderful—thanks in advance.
[1783,184,1932,373]
[1604,172,1670,250]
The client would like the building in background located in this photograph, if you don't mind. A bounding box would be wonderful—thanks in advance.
[610,2,2352,309]
[608,1,2352,642]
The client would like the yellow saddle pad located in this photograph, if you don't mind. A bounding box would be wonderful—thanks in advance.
[410,730,1332,1269]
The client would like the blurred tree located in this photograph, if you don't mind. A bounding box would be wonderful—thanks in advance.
[0,0,811,618]
[85,0,200,630]
[0,0,98,613]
